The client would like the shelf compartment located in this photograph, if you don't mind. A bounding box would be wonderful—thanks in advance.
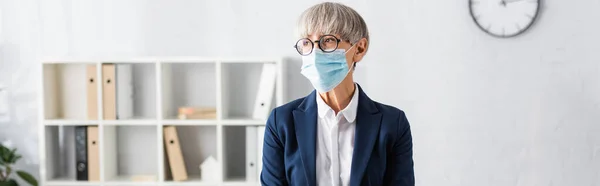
[100,63,158,120]
[162,125,218,182]
[44,125,99,183]
[161,62,217,120]
[103,125,159,182]
[43,63,96,120]
[221,63,276,120]
[222,126,263,182]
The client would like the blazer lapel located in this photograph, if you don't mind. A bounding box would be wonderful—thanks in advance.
[350,85,382,186]
[293,91,318,186]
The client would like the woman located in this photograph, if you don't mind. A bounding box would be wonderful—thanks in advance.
[261,2,414,186]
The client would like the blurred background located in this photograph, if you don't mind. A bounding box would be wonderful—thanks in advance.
[0,0,599,185]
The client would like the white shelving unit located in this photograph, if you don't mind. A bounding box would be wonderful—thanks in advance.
[38,57,284,186]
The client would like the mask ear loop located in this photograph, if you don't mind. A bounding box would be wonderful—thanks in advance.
[345,44,358,71]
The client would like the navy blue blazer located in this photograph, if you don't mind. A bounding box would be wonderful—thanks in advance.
[261,85,415,186]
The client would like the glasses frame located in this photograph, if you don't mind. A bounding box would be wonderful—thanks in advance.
[294,35,350,56]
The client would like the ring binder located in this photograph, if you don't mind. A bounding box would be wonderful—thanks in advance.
[75,126,88,181]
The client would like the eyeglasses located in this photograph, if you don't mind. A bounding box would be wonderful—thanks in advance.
[294,35,350,56]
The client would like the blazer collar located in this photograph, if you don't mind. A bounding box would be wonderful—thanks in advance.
[350,84,382,186]
[315,83,360,123]
[293,90,318,186]
[297,83,378,114]
[293,83,381,186]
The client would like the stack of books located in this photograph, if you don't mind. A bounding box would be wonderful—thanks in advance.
[177,107,216,120]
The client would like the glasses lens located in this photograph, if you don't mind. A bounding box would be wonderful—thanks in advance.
[319,35,338,52]
[296,39,313,55]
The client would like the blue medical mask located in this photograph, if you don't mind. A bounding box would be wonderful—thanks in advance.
[300,46,355,93]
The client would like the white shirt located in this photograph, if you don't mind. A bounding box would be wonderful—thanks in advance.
[315,84,359,186]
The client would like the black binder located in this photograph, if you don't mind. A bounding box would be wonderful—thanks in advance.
[75,126,88,180]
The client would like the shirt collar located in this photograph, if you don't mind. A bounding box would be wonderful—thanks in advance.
[316,83,360,123]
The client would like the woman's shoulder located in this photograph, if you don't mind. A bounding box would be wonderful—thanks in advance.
[371,100,409,121]
[267,96,308,121]
[368,101,412,138]
[276,96,306,112]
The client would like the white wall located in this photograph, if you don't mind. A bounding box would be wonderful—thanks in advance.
[1,0,599,185]
[364,1,600,185]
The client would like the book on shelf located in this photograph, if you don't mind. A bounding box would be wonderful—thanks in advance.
[252,64,277,120]
[115,64,134,120]
[75,126,100,181]
[131,175,157,182]
[163,126,188,181]
[75,126,88,181]
[0,85,7,122]
[86,65,98,120]
[246,126,266,181]
[102,64,133,120]
[87,126,100,181]
[177,107,216,119]
[257,126,265,180]
[246,126,258,181]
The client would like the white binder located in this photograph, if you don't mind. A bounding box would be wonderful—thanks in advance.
[0,85,8,122]
[116,64,133,120]
[252,64,277,120]
[256,126,265,180]
[245,126,258,181]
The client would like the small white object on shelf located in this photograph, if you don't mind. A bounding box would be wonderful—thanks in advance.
[200,156,220,182]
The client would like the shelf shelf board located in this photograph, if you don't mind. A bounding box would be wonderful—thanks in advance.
[222,181,260,186]
[163,182,219,186]
[103,119,158,126]
[43,119,98,126]
[103,182,159,186]
[104,175,159,185]
[221,119,266,126]
[162,119,218,125]
[45,179,100,186]
[163,176,218,186]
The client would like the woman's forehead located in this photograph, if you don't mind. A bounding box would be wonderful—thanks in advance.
[306,33,342,39]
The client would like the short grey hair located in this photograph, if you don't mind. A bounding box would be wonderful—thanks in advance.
[296,2,369,44]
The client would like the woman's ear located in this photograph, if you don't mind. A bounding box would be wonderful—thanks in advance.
[352,38,368,63]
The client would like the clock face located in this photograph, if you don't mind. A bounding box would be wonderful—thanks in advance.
[469,0,540,38]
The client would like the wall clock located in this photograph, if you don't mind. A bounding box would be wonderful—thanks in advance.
[469,0,540,38]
